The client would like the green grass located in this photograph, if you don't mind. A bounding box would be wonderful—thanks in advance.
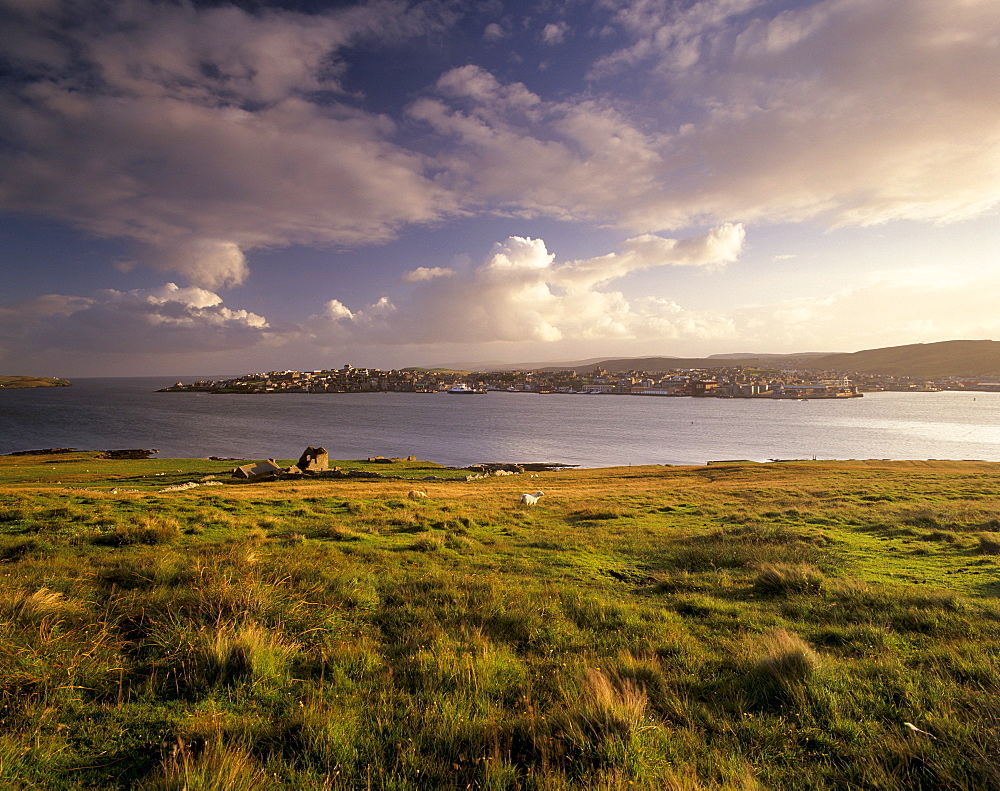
[0,455,998,788]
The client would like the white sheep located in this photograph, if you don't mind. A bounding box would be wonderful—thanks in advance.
[519,491,545,506]
[408,490,428,499]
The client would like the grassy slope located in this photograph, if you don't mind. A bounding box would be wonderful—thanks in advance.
[0,454,998,789]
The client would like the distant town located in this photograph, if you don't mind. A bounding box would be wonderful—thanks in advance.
[160,365,1000,399]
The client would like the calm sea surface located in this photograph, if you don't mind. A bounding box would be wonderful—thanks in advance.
[2,377,1000,467]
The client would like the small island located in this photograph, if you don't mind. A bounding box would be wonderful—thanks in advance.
[0,375,71,389]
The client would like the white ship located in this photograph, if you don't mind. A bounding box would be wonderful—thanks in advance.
[447,383,487,394]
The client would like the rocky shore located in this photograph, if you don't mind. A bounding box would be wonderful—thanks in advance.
[227,448,577,484]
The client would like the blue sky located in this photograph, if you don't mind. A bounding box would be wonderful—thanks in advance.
[1,0,998,376]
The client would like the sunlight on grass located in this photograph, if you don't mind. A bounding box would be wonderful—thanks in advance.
[0,455,998,788]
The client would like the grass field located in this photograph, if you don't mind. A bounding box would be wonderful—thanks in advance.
[0,452,998,789]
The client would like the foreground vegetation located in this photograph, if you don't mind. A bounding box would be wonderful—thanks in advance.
[1,452,998,789]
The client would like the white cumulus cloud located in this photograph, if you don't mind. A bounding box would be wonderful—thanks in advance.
[310,225,746,346]
[542,22,569,44]
[402,266,455,283]
[483,22,506,42]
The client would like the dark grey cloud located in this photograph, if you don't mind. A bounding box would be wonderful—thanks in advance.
[0,284,276,362]
[0,0,455,287]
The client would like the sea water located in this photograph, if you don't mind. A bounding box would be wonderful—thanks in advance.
[2,377,1000,467]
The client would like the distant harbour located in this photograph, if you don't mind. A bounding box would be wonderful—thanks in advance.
[3,377,1000,467]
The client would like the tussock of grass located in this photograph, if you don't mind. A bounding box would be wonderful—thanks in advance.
[394,518,432,533]
[919,529,960,542]
[316,524,364,541]
[752,562,825,596]
[141,737,268,791]
[0,587,82,623]
[242,526,268,543]
[754,628,820,684]
[444,532,475,550]
[544,666,651,775]
[737,629,821,713]
[409,532,446,551]
[89,517,182,546]
[150,620,300,694]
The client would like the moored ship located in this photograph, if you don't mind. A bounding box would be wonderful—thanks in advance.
[770,385,863,399]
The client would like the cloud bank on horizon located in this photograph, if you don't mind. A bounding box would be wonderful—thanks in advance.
[318,224,746,344]
[0,0,998,374]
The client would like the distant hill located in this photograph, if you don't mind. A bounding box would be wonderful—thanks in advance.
[459,340,1000,378]
[0,375,71,389]
[443,356,637,372]
[540,353,833,374]
[804,340,1000,378]
[706,351,830,360]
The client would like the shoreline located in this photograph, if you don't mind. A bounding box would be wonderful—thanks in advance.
[2,447,993,471]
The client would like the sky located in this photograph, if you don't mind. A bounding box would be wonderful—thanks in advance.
[1,0,998,377]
